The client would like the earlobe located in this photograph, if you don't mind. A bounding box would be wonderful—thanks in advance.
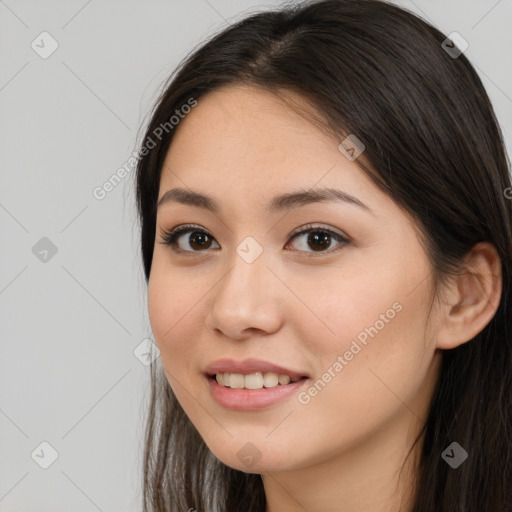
[436,242,502,350]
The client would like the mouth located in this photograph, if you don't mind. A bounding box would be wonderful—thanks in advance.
[204,357,310,383]
[205,371,310,410]
[206,372,309,390]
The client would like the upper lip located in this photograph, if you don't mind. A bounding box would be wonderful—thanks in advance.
[204,358,309,380]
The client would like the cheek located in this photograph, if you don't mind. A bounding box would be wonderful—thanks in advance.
[147,269,201,362]
[294,264,403,356]
[299,277,434,424]
[147,271,209,419]
[298,256,433,395]
[147,272,171,345]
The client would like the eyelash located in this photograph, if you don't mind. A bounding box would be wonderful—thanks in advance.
[158,223,349,256]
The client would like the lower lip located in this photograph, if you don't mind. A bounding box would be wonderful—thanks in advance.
[206,375,309,411]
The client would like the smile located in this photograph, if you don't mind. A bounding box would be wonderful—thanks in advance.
[215,371,304,389]
[205,373,309,411]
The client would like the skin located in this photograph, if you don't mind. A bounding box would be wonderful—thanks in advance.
[147,84,502,512]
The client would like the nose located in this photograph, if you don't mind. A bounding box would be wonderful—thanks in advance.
[204,247,284,341]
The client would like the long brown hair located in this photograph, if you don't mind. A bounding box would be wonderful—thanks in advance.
[134,1,512,510]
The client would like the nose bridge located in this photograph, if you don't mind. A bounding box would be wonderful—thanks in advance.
[220,235,271,303]
[207,236,282,337]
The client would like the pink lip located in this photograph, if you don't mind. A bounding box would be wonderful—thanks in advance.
[205,374,310,411]
[204,357,309,381]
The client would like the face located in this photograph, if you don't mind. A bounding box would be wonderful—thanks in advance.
[147,84,443,474]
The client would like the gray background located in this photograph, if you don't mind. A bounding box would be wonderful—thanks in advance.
[0,0,510,510]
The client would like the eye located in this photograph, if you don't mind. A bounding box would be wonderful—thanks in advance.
[158,223,349,255]
[159,224,220,253]
[287,223,349,254]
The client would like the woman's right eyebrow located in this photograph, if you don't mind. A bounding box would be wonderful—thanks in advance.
[157,187,374,215]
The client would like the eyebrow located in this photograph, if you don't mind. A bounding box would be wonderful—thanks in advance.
[157,187,372,214]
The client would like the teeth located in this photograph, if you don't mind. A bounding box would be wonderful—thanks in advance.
[263,372,278,387]
[215,372,302,389]
[278,374,291,385]
[229,373,245,389]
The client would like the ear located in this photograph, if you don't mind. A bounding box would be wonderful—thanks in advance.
[436,242,502,350]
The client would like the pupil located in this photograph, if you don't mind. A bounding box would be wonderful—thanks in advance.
[309,232,330,251]
[191,232,210,249]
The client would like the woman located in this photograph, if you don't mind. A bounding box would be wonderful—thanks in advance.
[134,0,512,510]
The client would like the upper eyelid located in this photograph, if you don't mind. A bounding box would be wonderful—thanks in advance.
[164,222,347,239]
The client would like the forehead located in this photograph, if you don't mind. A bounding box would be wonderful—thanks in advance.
[159,84,368,194]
